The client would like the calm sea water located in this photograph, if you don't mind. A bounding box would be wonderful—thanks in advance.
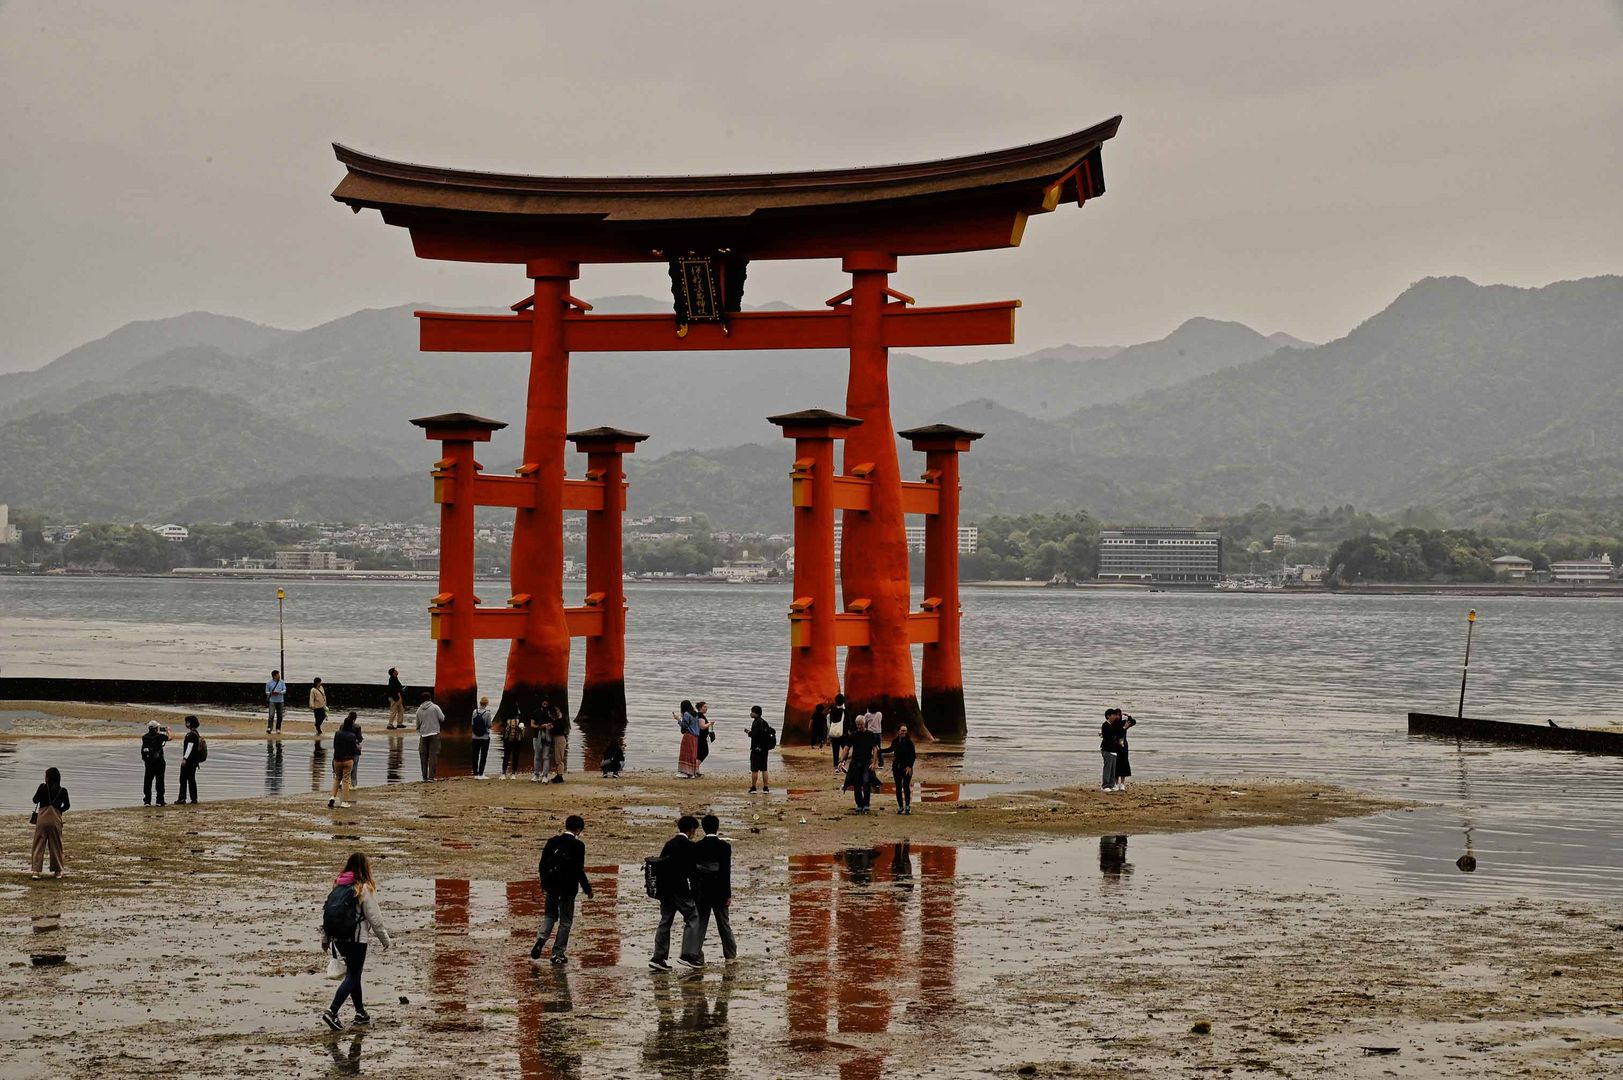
[3,577,1621,898]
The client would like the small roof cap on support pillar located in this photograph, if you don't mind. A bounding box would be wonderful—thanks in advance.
[568,426,651,454]
[899,423,985,452]
[411,412,508,441]
[768,408,863,439]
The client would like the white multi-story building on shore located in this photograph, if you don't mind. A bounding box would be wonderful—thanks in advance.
[1550,554,1615,583]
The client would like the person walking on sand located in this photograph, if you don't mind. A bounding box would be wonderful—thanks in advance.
[140,719,169,806]
[176,715,205,805]
[649,814,704,971]
[882,723,917,815]
[842,714,878,814]
[30,767,69,879]
[385,668,405,730]
[500,708,524,780]
[675,700,702,779]
[549,704,569,784]
[746,706,776,794]
[530,703,555,783]
[532,814,593,965]
[416,692,443,782]
[827,694,847,773]
[693,814,737,963]
[810,702,828,749]
[330,712,360,808]
[1100,708,1123,792]
[310,678,328,737]
[1113,711,1137,791]
[265,669,287,733]
[470,696,494,779]
[320,851,392,1031]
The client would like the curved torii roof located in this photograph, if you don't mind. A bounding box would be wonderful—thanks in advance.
[331,116,1120,264]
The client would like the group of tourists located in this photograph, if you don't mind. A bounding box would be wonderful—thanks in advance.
[317,809,739,1031]
[669,701,780,792]
[492,699,570,783]
[139,715,208,806]
[837,704,918,815]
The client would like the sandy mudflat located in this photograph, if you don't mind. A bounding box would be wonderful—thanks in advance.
[2,758,1620,1077]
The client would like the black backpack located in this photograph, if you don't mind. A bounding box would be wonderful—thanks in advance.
[539,836,570,888]
[763,724,778,750]
[321,884,362,942]
[642,855,665,900]
[192,737,208,765]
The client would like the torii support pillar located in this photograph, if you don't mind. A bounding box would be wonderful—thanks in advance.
[902,424,983,742]
[568,426,648,732]
[838,252,923,738]
[770,409,862,742]
[500,259,579,724]
[412,411,507,731]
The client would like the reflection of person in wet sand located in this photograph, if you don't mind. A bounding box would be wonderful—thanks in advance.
[1099,834,1132,879]
[642,966,734,1078]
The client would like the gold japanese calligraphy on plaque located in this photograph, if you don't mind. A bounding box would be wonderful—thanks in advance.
[667,251,747,336]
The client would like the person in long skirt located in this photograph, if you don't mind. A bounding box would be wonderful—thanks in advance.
[675,700,701,778]
[31,767,69,879]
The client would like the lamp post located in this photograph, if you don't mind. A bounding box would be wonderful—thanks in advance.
[277,588,286,682]
[1456,608,1477,718]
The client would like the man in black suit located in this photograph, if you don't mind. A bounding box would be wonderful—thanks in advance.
[693,814,736,963]
[649,814,704,971]
[532,814,594,965]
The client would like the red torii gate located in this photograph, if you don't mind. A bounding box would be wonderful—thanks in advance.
[331,117,1120,737]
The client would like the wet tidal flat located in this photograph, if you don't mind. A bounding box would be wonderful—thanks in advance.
[5,769,1623,1078]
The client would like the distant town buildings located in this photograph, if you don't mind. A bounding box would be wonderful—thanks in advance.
[711,552,772,581]
[1098,526,1224,584]
[274,549,354,571]
[1490,555,1534,580]
[1271,533,1297,551]
[0,504,16,545]
[1549,554,1615,583]
[831,523,979,559]
[148,524,189,543]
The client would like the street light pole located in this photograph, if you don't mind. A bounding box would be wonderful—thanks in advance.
[277,588,286,682]
[1456,608,1477,719]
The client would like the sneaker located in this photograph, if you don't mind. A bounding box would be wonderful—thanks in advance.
[550,955,567,966]
[530,776,540,783]
[648,959,672,972]
[674,957,703,970]
[339,801,354,808]
[328,799,336,808]
[748,788,757,794]
[320,1009,343,1031]
[763,787,771,793]
[530,943,543,961]
[551,776,564,784]
[351,1011,372,1026]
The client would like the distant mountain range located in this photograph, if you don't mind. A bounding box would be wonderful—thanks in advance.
[1,275,1617,531]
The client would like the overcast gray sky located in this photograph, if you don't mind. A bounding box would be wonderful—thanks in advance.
[3,0,1620,372]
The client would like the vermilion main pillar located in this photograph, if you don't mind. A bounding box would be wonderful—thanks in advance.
[902,424,983,740]
[769,409,861,740]
[413,412,505,730]
[839,253,923,737]
[569,426,647,729]
[500,260,578,723]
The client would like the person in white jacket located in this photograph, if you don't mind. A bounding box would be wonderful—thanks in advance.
[320,852,392,1030]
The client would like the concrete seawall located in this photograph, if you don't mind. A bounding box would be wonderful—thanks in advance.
[0,677,428,711]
